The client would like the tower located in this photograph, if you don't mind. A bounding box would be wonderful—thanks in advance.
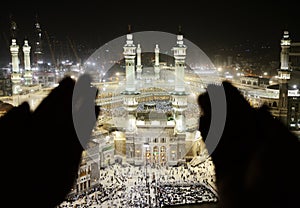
[121,29,140,164]
[10,39,21,94]
[33,16,43,65]
[170,29,188,165]
[23,40,32,85]
[136,44,143,79]
[278,30,292,125]
[123,31,136,92]
[154,44,160,79]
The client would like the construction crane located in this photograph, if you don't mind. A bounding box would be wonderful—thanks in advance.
[67,36,80,64]
[44,31,56,68]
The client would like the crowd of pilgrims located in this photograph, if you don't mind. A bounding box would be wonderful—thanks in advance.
[57,158,217,208]
[101,100,200,119]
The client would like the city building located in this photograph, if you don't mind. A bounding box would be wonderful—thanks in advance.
[0,68,12,96]
[268,31,300,130]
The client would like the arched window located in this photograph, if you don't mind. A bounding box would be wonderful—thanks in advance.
[153,146,159,163]
[160,146,166,164]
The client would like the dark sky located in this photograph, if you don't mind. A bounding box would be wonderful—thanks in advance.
[1,0,300,64]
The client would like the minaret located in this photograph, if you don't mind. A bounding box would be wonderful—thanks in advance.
[23,40,32,85]
[10,39,21,94]
[172,31,188,132]
[169,28,188,166]
[154,44,160,79]
[121,27,140,165]
[173,32,186,92]
[123,28,136,92]
[278,30,292,125]
[136,44,143,79]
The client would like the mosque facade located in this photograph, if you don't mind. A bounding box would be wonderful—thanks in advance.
[117,31,203,167]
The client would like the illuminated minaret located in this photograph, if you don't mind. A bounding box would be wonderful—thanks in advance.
[173,32,186,92]
[278,30,292,125]
[123,29,136,92]
[122,27,140,165]
[10,39,21,94]
[169,29,188,166]
[171,29,188,133]
[23,40,32,85]
[154,44,160,79]
[121,28,139,129]
[136,44,143,79]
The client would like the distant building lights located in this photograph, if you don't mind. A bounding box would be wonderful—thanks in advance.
[293,85,297,89]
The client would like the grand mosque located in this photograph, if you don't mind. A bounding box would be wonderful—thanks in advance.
[92,31,207,164]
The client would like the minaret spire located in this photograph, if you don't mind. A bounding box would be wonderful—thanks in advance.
[136,43,143,79]
[277,30,291,125]
[171,29,188,133]
[173,30,186,92]
[23,39,32,85]
[121,29,140,163]
[10,39,21,94]
[154,44,160,79]
[123,29,136,92]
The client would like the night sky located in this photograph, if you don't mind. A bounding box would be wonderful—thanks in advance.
[1,0,300,65]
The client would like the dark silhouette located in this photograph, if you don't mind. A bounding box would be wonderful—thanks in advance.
[198,81,300,208]
[1,75,99,208]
